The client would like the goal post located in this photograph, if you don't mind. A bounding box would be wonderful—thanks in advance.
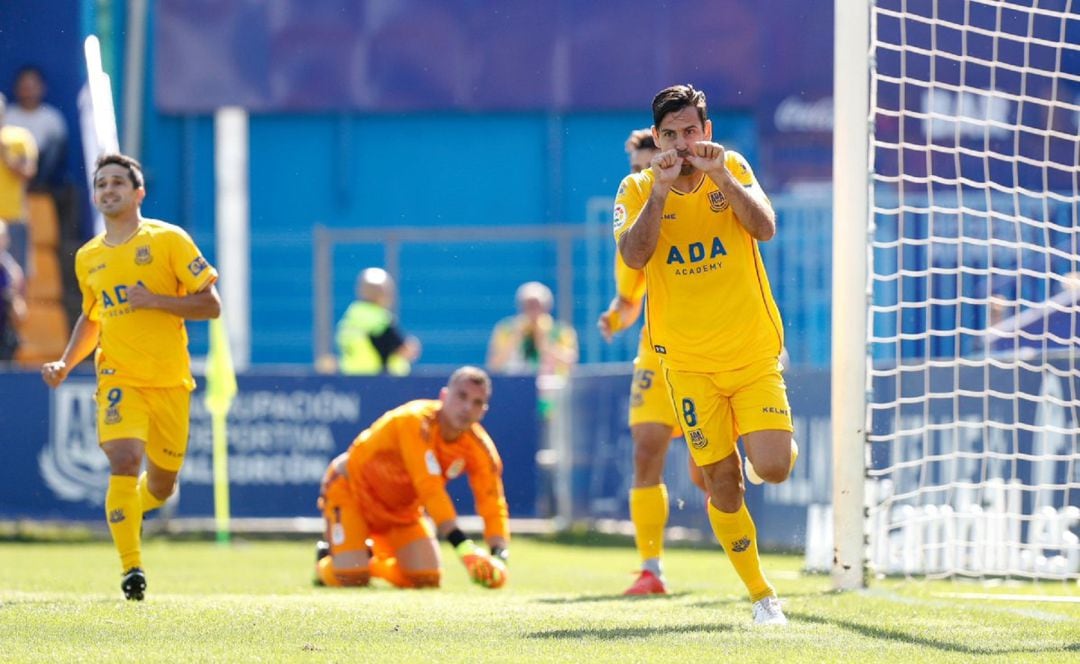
[833,0,1080,588]
[832,0,871,591]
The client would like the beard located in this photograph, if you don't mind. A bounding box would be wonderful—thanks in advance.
[679,161,696,176]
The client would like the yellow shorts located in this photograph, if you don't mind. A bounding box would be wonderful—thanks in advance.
[662,356,793,467]
[629,340,681,433]
[96,380,191,472]
[319,469,434,556]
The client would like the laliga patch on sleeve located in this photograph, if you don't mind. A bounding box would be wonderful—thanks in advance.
[612,204,627,231]
[425,450,442,476]
[188,256,209,276]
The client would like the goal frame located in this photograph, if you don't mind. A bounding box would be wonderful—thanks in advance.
[832,0,871,591]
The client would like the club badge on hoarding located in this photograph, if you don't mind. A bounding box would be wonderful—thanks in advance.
[39,381,110,505]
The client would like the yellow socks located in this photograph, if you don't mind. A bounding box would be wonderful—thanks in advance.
[707,500,774,602]
[105,475,143,572]
[629,484,669,563]
[137,472,166,513]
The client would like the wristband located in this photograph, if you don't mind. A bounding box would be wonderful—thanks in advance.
[454,539,479,558]
[446,528,468,549]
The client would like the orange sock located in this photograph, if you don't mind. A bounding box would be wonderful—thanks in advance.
[316,556,370,587]
[316,557,342,587]
[370,556,413,588]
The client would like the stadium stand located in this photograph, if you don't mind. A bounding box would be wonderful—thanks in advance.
[15,192,67,364]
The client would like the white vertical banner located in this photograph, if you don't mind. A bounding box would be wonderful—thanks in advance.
[214,107,251,371]
[81,35,120,236]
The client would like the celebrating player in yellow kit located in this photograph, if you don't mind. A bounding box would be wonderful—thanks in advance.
[614,85,797,625]
[41,153,221,601]
[599,128,706,595]
[315,366,509,590]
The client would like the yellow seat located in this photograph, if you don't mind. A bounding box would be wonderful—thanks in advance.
[27,193,60,249]
[14,300,69,366]
[26,247,63,301]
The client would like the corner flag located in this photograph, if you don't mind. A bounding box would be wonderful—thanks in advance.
[205,316,238,544]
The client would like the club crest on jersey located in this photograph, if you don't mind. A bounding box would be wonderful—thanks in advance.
[134,245,153,265]
[612,204,627,231]
[188,256,209,276]
[687,429,708,449]
[445,458,466,479]
[424,450,442,476]
[708,190,729,212]
[104,405,122,425]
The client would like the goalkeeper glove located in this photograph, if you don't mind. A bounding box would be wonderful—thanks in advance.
[455,540,507,589]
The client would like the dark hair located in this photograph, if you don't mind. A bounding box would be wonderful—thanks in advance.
[14,65,45,83]
[94,153,145,189]
[651,84,708,129]
[626,128,656,152]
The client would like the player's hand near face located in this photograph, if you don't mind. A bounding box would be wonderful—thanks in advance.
[685,141,728,178]
[651,150,682,187]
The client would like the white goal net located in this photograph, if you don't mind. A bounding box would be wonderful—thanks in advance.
[864,0,1079,580]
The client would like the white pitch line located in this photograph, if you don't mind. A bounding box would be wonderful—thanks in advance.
[933,592,1080,604]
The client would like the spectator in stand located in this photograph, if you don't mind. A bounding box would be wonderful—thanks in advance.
[331,267,421,375]
[7,66,68,191]
[486,281,578,378]
[0,219,27,362]
[0,92,38,270]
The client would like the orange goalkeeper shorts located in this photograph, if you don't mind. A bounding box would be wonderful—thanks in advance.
[318,465,434,556]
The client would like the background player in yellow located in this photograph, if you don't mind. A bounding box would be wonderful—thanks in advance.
[41,153,221,601]
[314,366,509,590]
[614,85,797,625]
[599,128,705,596]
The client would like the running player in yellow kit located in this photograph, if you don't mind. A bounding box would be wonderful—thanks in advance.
[599,128,705,595]
[41,153,220,601]
[614,85,797,625]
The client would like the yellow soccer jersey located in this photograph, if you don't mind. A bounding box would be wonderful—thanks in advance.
[613,151,784,372]
[613,251,646,306]
[75,219,218,390]
[0,125,37,219]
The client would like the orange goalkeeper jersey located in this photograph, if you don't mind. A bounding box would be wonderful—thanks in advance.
[343,399,510,540]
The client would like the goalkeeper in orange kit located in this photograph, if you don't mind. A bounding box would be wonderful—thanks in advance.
[314,366,509,589]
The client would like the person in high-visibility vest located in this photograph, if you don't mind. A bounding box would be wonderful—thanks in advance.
[334,267,421,375]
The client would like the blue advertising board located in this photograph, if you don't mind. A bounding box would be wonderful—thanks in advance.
[1,371,538,522]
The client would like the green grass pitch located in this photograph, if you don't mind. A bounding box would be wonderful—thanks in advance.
[1,537,1077,662]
